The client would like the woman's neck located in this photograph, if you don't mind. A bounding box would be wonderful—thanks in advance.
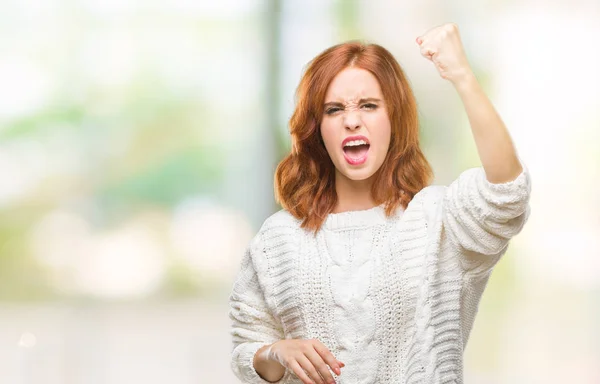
[333,172,378,213]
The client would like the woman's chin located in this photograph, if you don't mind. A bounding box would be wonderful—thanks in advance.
[338,167,377,182]
[332,154,381,181]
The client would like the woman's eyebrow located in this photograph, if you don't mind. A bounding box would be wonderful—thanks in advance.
[323,98,382,107]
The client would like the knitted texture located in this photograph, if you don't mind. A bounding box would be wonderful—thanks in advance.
[229,165,531,384]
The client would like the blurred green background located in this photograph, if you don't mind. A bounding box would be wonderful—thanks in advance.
[0,0,599,383]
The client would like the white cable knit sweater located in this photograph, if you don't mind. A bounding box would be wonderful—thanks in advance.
[229,165,531,384]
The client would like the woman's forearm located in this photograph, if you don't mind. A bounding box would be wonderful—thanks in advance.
[453,72,523,183]
[415,24,523,183]
[254,344,286,382]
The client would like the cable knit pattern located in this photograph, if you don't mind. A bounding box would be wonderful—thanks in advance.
[229,164,531,384]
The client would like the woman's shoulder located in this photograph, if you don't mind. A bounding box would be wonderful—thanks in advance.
[254,208,302,245]
[247,209,301,274]
[411,184,447,207]
[406,184,448,223]
[261,208,301,230]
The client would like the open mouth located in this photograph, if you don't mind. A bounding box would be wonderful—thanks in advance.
[343,143,370,159]
[342,138,370,165]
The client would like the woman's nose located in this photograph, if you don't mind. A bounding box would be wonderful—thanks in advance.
[344,112,362,130]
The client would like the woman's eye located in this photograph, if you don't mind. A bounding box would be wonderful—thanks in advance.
[362,103,377,110]
[325,107,342,115]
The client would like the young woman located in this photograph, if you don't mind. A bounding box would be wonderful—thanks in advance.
[229,23,531,384]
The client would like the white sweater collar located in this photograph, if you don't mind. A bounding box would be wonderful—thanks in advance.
[323,203,389,230]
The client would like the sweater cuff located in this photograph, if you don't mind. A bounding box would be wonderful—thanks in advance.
[475,160,532,224]
[235,342,291,384]
[480,160,531,196]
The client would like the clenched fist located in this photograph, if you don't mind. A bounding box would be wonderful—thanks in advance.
[255,338,345,384]
[416,23,474,84]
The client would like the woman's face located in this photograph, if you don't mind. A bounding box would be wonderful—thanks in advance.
[320,67,391,182]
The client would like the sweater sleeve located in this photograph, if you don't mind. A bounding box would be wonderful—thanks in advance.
[229,233,289,384]
[443,161,532,272]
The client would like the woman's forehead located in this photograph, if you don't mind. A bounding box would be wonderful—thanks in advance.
[325,67,383,101]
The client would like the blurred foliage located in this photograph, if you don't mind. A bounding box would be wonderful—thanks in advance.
[97,145,223,221]
[0,213,57,301]
[0,104,86,140]
[334,0,360,41]
[160,261,204,298]
[0,68,225,300]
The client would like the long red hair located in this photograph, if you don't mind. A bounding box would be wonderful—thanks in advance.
[274,41,433,234]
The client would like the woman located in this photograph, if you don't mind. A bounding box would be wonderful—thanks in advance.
[229,23,531,384]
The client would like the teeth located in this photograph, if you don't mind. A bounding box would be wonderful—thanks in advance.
[344,139,369,147]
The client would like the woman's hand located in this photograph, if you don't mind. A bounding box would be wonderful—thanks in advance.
[416,23,474,85]
[256,338,345,384]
